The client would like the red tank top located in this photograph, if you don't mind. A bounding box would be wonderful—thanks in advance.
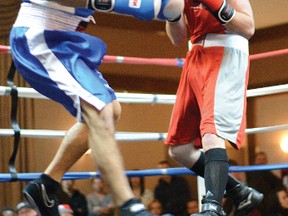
[184,0,227,43]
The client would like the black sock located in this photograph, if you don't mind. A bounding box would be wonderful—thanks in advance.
[190,151,241,192]
[204,148,229,203]
[190,151,205,177]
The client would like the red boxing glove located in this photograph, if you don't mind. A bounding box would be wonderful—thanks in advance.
[199,0,235,24]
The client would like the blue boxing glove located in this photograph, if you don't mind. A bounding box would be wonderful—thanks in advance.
[157,0,184,22]
[86,0,161,21]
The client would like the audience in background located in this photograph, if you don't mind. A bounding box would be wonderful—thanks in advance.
[86,178,114,216]
[10,153,285,216]
[16,201,37,216]
[185,199,199,216]
[154,160,191,216]
[1,207,17,216]
[58,204,74,216]
[147,200,163,216]
[266,186,288,216]
[281,169,288,190]
[58,179,88,216]
[128,172,153,207]
[247,151,283,215]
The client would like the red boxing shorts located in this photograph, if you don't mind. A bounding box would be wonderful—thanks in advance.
[165,34,249,149]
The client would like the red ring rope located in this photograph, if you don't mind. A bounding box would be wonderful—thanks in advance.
[1,45,287,66]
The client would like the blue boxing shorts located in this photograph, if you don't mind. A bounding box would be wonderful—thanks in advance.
[10,27,116,121]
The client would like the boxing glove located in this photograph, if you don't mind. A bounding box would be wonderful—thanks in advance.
[157,0,184,22]
[86,0,161,21]
[199,0,235,24]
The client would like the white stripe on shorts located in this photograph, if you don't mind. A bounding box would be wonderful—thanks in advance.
[214,47,248,144]
[25,28,106,120]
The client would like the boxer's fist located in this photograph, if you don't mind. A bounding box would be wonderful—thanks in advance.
[199,0,235,24]
[157,0,184,22]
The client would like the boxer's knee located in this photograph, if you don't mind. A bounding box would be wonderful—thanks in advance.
[202,133,226,152]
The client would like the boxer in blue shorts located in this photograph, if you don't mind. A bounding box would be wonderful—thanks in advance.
[10,0,184,215]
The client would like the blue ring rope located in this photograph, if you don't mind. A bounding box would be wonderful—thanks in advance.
[0,163,288,182]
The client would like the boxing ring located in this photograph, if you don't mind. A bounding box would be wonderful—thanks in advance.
[0,44,288,185]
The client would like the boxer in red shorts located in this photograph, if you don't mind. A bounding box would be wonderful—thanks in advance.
[164,0,263,215]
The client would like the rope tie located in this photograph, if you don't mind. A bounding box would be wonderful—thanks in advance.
[6,60,20,182]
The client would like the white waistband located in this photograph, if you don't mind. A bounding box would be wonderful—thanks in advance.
[13,3,91,31]
[188,34,249,55]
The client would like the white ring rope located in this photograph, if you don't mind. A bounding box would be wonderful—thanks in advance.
[0,129,167,141]
[1,83,288,139]
[245,124,288,134]
[1,84,288,104]
[1,123,288,140]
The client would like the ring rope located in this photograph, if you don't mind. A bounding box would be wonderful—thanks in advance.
[1,122,288,140]
[249,49,288,61]
[1,84,288,104]
[1,45,287,66]
[1,45,288,182]
[1,84,288,139]
[6,60,20,181]
[0,130,168,141]
[1,164,288,182]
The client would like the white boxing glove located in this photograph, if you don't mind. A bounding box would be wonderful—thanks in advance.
[157,0,184,22]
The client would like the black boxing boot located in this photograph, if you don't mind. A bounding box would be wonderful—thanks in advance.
[192,193,226,216]
[120,198,154,216]
[23,174,61,216]
[226,183,263,216]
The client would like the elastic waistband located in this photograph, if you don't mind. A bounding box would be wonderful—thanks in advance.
[13,3,93,31]
[189,34,249,55]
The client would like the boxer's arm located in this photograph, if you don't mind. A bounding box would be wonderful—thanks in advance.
[86,0,161,21]
[166,14,188,47]
[226,0,255,39]
[199,0,254,39]
[87,0,183,22]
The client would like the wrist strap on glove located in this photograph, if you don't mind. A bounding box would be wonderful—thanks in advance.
[202,0,235,24]
[217,0,235,24]
[87,0,113,11]
[168,14,182,22]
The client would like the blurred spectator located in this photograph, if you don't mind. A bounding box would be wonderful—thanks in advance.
[58,179,88,216]
[147,200,163,216]
[86,178,114,216]
[185,199,199,215]
[281,169,288,190]
[16,201,37,216]
[58,204,74,216]
[128,172,153,207]
[1,207,16,216]
[247,151,283,215]
[266,186,288,216]
[154,160,191,216]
